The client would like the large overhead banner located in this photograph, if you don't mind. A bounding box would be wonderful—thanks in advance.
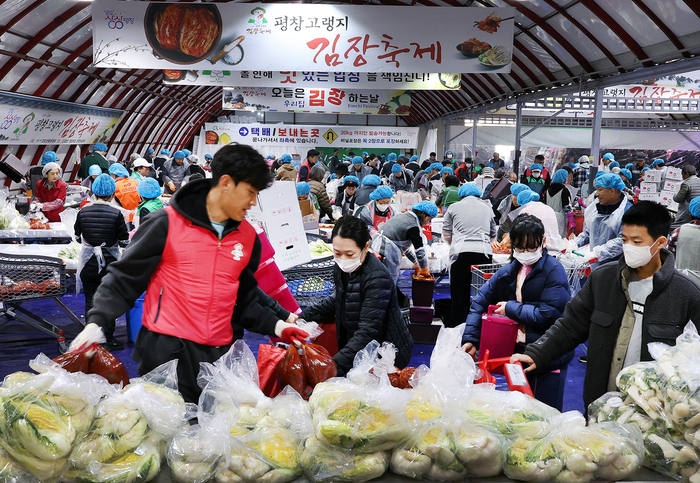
[164,70,461,90]
[0,92,122,145]
[93,1,514,73]
[203,123,419,149]
[223,87,411,115]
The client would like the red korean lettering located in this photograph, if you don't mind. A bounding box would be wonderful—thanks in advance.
[629,86,642,97]
[410,41,441,64]
[328,88,345,106]
[306,35,343,67]
[378,34,410,68]
[309,89,325,107]
[280,71,297,84]
[311,129,320,137]
[345,34,379,67]
[300,129,309,137]
[279,128,287,136]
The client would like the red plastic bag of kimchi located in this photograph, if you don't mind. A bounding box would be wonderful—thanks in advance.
[300,343,336,387]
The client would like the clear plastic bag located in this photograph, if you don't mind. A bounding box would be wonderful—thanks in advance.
[0,446,41,483]
[0,358,112,483]
[300,436,388,483]
[66,361,191,483]
[168,418,229,483]
[309,341,412,454]
[587,391,642,425]
[616,361,668,425]
[503,411,644,483]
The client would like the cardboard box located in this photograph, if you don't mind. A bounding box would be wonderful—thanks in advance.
[640,182,658,194]
[665,167,683,181]
[659,190,679,210]
[257,181,298,212]
[643,170,664,183]
[265,220,311,271]
[638,192,660,202]
[664,180,683,193]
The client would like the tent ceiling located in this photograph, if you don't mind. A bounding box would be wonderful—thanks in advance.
[0,0,699,165]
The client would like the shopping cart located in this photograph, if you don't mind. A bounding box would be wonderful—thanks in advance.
[0,253,83,353]
[281,257,335,308]
[470,263,505,299]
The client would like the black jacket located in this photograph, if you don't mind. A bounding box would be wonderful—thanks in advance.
[74,203,129,247]
[355,185,374,206]
[88,179,280,339]
[525,249,700,409]
[301,253,413,376]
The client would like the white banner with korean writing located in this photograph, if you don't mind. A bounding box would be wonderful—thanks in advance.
[93,0,514,73]
[0,92,122,145]
[164,70,460,90]
[202,123,419,154]
[223,87,411,115]
[582,85,700,99]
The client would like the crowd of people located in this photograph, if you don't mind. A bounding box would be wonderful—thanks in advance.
[47,143,700,411]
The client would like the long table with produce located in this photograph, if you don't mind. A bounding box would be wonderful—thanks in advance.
[1,322,699,483]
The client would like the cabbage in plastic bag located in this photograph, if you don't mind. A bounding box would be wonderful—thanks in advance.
[300,436,388,483]
[168,418,229,483]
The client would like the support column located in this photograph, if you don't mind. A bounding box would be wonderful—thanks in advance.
[443,119,449,157]
[471,114,478,161]
[589,87,604,193]
[513,100,522,176]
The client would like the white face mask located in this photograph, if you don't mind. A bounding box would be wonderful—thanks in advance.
[513,247,543,266]
[532,171,541,179]
[334,250,365,273]
[623,241,659,269]
[447,154,453,159]
[375,202,390,212]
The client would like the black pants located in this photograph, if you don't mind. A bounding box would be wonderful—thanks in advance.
[133,327,232,403]
[80,255,117,339]
[450,251,492,327]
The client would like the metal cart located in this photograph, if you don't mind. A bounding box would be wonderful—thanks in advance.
[281,257,335,308]
[0,253,83,353]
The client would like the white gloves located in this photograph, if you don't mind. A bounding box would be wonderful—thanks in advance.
[69,323,105,352]
[564,239,579,253]
[30,202,43,211]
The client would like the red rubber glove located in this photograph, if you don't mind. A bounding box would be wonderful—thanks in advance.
[275,321,309,345]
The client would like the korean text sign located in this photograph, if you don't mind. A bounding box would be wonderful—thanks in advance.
[93,1,514,73]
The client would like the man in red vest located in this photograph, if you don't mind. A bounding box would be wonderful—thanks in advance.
[297,149,320,182]
[71,144,308,402]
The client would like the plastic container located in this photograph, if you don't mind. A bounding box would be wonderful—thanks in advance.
[125,293,145,343]
[574,211,584,235]
[258,230,276,261]
[255,259,287,293]
[410,305,434,324]
[478,305,519,372]
[411,277,435,307]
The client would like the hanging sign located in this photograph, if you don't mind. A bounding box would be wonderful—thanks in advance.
[163,70,460,90]
[203,123,419,149]
[0,92,122,145]
[92,0,514,73]
[223,87,411,115]
[581,85,700,99]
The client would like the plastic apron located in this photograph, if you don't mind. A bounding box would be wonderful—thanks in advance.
[676,224,700,271]
[372,211,421,284]
[546,189,568,238]
[579,199,627,262]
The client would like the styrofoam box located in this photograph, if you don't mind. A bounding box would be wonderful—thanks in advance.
[659,190,676,206]
[643,170,664,183]
[664,180,683,193]
[257,181,298,212]
[265,222,311,271]
[640,182,658,194]
[638,192,660,202]
[665,167,683,181]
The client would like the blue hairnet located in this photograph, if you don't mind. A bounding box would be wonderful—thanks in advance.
[344,175,359,186]
[280,153,292,164]
[602,153,615,160]
[204,153,213,160]
[429,162,443,172]
[531,163,543,171]
[173,151,186,159]
[552,169,569,184]
[642,167,651,172]
[409,155,419,162]
[381,155,386,161]
[568,162,580,169]
[398,154,405,159]
[362,174,381,187]
[296,182,310,196]
[444,150,454,156]
[343,157,353,163]
[92,174,116,196]
[594,172,626,191]
[517,190,540,206]
[620,169,632,180]
[108,163,129,178]
[370,186,394,201]
[690,197,700,219]
[146,148,155,156]
[458,184,482,198]
[94,143,108,152]
[440,167,454,176]
[362,151,368,156]
[182,149,191,157]
[652,158,665,168]
[137,177,161,199]
[412,201,438,218]
[330,173,337,180]
[392,163,403,174]
[388,153,397,162]
[161,149,170,155]
[41,151,56,165]
[485,162,493,168]
[595,170,607,179]
[625,163,633,170]
[510,183,529,196]
[88,165,102,176]
[608,161,620,169]
[352,156,363,165]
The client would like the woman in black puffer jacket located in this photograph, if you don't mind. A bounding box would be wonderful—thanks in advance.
[301,216,413,375]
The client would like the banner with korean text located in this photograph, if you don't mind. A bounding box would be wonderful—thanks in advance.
[164,70,460,90]
[0,92,122,145]
[93,0,514,73]
[223,87,411,115]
